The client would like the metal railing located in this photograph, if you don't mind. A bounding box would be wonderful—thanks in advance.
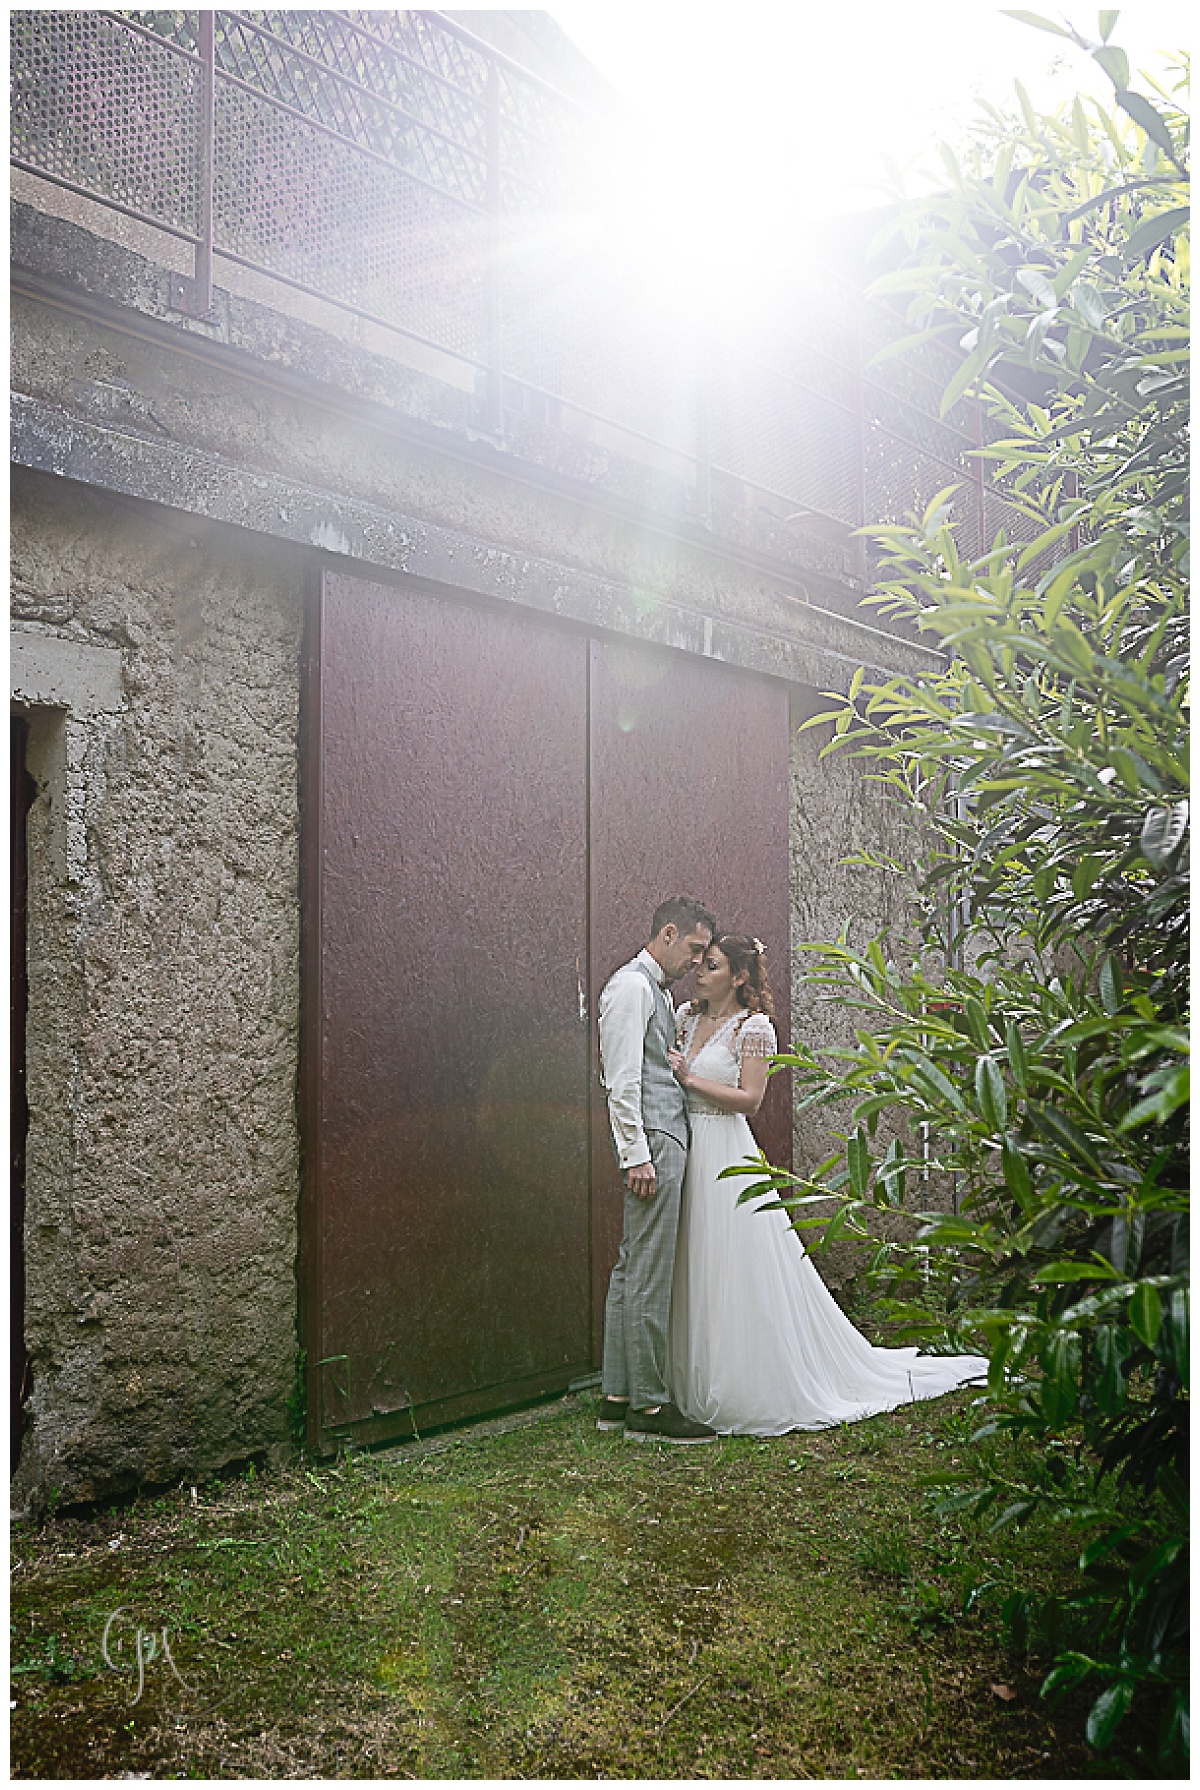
[12,9,1008,566]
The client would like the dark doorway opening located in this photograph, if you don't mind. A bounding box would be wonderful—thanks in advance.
[11,714,35,1471]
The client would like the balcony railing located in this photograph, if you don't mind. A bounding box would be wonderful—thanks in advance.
[12,9,1045,569]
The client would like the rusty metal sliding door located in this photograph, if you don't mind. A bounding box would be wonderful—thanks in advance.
[11,717,35,1471]
[587,640,792,1363]
[304,577,794,1448]
[305,573,592,1451]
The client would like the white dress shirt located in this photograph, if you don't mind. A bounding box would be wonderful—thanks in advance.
[598,948,672,1170]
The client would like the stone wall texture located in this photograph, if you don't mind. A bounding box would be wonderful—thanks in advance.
[789,708,928,1289]
[11,471,304,1512]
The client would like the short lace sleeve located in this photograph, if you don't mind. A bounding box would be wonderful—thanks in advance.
[736,1012,777,1061]
[675,1000,696,1047]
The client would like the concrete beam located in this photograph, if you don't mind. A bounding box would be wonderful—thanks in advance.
[11,624,123,719]
[12,396,941,690]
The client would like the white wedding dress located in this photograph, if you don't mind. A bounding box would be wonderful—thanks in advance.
[667,1004,988,1436]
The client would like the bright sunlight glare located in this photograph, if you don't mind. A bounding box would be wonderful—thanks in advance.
[549,2,1190,324]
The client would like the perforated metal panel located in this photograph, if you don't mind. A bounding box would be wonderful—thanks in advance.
[864,425,975,538]
[214,79,489,353]
[11,10,203,237]
[709,351,860,523]
[498,68,591,209]
[360,10,490,97]
[217,12,489,204]
[755,328,858,411]
[862,303,968,408]
[865,387,972,472]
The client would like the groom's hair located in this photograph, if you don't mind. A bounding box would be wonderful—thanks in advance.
[650,895,717,940]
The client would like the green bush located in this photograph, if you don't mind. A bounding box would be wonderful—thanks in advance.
[735,15,1188,1771]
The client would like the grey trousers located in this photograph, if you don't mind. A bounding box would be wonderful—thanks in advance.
[601,1129,687,1411]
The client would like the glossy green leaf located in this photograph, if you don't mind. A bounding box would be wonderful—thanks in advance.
[1017,266,1057,308]
[1086,1678,1135,1750]
[1004,1023,1028,1093]
[989,1498,1037,1531]
[1050,245,1094,301]
[1040,1331,1081,1424]
[847,1128,871,1197]
[1128,1281,1162,1347]
[963,996,991,1049]
[1034,1259,1122,1283]
[1119,1061,1189,1130]
[999,9,1074,39]
[1124,203,1190,258]
[1162,1288,1189,1385]
[879,1138,907,1207]
[1140,801,1188,868]
[1048,623,1097,676]
[1098,956,1123,1016]
[1108,748,1143,793]
[1067,281,1108,330]
[1001,1134,1033,1207]
[906,1055,967,1113]
[917,1216,992,1248]
[1071,856,1105,899]
[975,1055,1008,1132]
[1028,1104,1104,1174]
[1041,1658,1093,1698]
[987,1331,1012,1397]
[1093,1324,1131,1413]
[939,347,990,419]
[920,483,965,530]
[1091,45,1129,90]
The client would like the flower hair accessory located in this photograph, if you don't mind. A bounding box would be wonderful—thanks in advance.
[752,937,766,955]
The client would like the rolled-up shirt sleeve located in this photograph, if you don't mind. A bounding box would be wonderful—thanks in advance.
[598,969,655,1169]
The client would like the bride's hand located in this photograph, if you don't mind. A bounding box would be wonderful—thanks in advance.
[668,1048,691,1087]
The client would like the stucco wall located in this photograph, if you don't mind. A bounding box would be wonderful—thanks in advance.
[11,470,304,1513]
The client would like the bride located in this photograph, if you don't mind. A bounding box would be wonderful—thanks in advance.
[666,932,988,1435]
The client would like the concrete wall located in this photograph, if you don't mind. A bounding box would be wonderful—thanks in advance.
[11,472,304,1512]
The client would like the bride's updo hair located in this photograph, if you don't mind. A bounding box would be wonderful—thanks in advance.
[701,932,775,1021]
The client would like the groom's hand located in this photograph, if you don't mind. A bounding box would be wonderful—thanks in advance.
[627,1160,656,1200]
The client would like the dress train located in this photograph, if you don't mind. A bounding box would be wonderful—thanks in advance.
[667,1012,987,1436]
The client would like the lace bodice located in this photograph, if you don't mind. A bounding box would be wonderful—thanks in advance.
[676,1003,776,1114]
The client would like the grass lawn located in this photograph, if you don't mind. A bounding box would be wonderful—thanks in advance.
[10,1389,1159,1779]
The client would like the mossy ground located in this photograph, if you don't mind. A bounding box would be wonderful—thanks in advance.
[11,1390,1159,1780]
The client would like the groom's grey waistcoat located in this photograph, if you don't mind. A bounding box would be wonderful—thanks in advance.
[634,960,690,1151]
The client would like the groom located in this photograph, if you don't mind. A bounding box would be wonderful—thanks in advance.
[597,896,718,1444]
